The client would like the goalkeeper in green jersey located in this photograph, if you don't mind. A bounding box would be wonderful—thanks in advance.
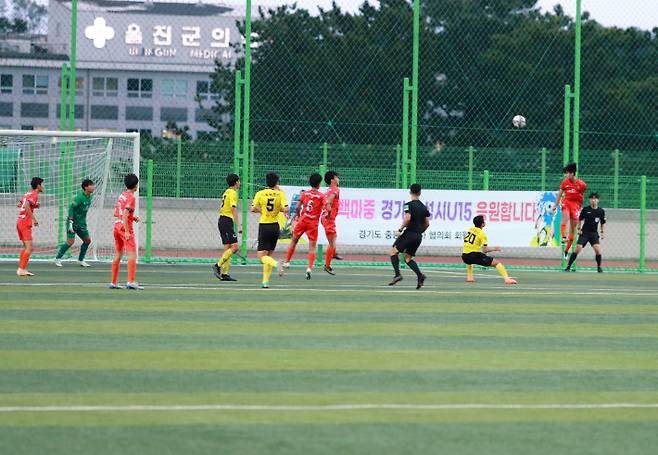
[55,179,95,267]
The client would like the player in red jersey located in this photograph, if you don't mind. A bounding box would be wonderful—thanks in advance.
[553,162,586,257]
[283,173,325,280]
[110,174,141,289]
[16,177,44,276]
[322,170,340,275]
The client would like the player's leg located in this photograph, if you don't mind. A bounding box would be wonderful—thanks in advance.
[258,224,280,287]
[285,221,305,267]
[490,257,516,284]
[55,234,75,266]
[305,225,319,279]
[388,243,403,285]
[404,250,426,289]
[565,206,579,255]
[560,205,570,244]
[126,246,140,289]
[466,264,475,282]
[215,218,238,280]
[220,242,240,280]
[77,228,91,266]
[592,241,603,273]
[110,227,123,288]
[565,237,586,271]
[324,232,337,274]
[17,239,34,276]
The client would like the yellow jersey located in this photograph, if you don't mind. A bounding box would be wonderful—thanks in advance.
[219,188,239,219]
[252,188,288,224]
[463,226,488,254]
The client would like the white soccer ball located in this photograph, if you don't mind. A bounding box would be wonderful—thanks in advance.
[512,115,526,128]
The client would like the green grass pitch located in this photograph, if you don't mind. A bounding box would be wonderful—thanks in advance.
[0,262,657,454]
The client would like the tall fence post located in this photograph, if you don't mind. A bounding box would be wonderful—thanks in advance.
[467,146,475,190]
[563,84,571,166]
[482,170,489,191]
[395,144,401,189]
[639,176,647,272]
[401,78,410,189]
[249,141,255,198]
[410,0,420,184]
[233,70,243,175]
[175,135,182,198]
[57,63,69,246]
[540,147,547,191]
[145,159,153,263]
[613,149,620,208]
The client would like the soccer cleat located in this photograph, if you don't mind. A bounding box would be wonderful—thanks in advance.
[282,262,290,269]
[126,282,144,290]
[108,283,124,289]
[388,275,403,286]
[305,268,312,280]
[333,254,344,261]
[504,278,518,285]
[16,268,34,276]
[597,267,603,273]
[54,259,63,267]
[212,263,222,280]
[261,282,270,289]
[323,265,335,276]
[221,274,237,282]
[416,274,426,290]
[564,267,571,272]
[466,277,475,283]
[78,260,91,267]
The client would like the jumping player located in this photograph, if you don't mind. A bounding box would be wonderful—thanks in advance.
[565,192,606,273]
[388,183,430,289]
[554,162,586,258]
[322,170,340,274]
[283,173,324,280]
[213,173,241,282]
[16,177,44,276]
[55,179,95,267]
[462,215,517,284]
[251,172,288,288]
[110,173,141,290]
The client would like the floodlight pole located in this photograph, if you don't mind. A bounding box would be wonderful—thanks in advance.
[572,0,582,167]
[240,0,253,260]
[410,0,420,184]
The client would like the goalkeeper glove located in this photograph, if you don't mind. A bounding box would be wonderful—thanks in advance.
[67,219,74,234]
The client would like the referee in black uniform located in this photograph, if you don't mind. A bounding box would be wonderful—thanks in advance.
[565,192,606,273]
[389,183,431,289]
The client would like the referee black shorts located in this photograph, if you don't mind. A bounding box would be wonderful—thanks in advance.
[461,252,494,267]
[218,216,238,245]
[393,231,423,257]
[258,222,280,252]
[577,231,600,247]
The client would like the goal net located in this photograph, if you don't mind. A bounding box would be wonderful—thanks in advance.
[0,130,139,262]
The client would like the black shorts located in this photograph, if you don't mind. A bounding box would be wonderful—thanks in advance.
[218,216,238,245]
[462,252,494,267]
[393,231,422,257]
[258,222,280,252]
[577,231,600,247]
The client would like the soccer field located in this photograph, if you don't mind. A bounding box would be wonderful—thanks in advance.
[0,262,657,454]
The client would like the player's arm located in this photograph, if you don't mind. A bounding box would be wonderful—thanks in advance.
[397,213,411,233]
[600,209,606,239]
[482,244,501,253]
[24,203,38,226]
[324,192,336,220]
[553,189,564,212]
[231,206,242,233]
[422,216,430,233]
[250,193,261,213]
[123,208,132,239]
[67,197,79,232]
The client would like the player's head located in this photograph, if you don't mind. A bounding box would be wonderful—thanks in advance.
[563,162,577,178]
[473,215,485,228]
[309,173,322,189]
[410,183,421,196]
[226,173,240,188]
[266,172,279,188]
[324,170,339,186]
[124,173,139,191]
[589,192,599,206]
[31,177,44,191]
[81,179,95,193]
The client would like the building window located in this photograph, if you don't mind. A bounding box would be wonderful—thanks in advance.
[196,80,219,101]
[1,75,12,94]
[160,107,187,122]
[91,105,119,120]
[125,106,153,121]
[0,102,13,117]
[127,78,152,98]
[21,103,49,118]
[58,77,84,96]
[22,75,49,95]
[92,77,118,97]
[162,79,188,98]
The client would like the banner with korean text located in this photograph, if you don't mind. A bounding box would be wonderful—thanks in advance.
[281,187,561,248]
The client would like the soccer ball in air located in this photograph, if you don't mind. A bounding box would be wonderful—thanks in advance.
[512,115,526,128]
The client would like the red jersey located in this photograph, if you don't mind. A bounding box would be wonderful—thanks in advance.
[560,178,587,204]
[323,186,340,221]
[114,191,136,231]
[298,189,325,223]
[17,190,40,222]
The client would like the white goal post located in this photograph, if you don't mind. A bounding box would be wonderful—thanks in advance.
[0,130,140,262]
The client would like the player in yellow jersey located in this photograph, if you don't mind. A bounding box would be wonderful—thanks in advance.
[213,173,241,282]
[462,215,517,285]
[251,172,288,288]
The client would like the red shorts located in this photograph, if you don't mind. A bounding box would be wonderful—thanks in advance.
[561,201,581,221]
[114,223,136,253]
[294,218,319,242]
[16,219,33,241]
[322,218,337,237]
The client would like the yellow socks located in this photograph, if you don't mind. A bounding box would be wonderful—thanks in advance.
[217,249,234,267]
[466,264,474,280]
[221,260,231,275]
[260,255,278,283]
[495,263,509,279]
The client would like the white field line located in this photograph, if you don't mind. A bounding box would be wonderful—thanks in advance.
[1,403,658,413]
